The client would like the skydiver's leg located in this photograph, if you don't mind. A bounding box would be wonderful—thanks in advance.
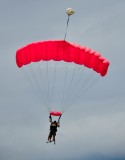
[47,133,50,143]
[51,135,53,142]
[53,136,55,144]
[50,132,54,142]
[53,133,56,144]
[48,132,52,142]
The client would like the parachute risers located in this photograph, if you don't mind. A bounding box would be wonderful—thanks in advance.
[16,40,110,76]
[50,111,62,116]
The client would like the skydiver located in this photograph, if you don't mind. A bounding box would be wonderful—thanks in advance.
[46,114,61,144]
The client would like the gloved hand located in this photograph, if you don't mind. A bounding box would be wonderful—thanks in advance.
[49,115,51,119]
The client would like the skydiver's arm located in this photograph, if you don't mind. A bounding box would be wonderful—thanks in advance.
[57,122,60,127]
[57,115,61,127]
[58,115,61,122]
[49,114,52,123]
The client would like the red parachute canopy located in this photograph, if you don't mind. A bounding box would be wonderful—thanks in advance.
[50,111,62,116]
[16,40,110,76]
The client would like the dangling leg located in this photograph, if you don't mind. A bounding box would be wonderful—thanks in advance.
[53,133,56,144]
[47,132,52,143]
[51,135,53,142]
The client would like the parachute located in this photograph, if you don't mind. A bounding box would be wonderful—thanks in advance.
[16,40,109,76]
[16,40,110,116]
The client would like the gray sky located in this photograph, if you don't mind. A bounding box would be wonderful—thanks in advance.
[0,0,125,160]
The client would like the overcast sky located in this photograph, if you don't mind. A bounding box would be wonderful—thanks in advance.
[0,0,125,160]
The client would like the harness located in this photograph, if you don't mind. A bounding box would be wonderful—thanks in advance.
[50,122,57,132]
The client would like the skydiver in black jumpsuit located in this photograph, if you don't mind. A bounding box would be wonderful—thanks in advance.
[47,114,61,144]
